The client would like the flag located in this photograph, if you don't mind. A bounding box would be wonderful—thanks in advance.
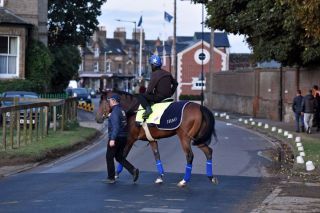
[137,16,143,27]
[164,11,173,23]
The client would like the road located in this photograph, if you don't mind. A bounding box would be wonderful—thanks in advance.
[0,99,278,213]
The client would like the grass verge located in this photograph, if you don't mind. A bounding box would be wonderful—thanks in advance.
[0,127,99,166]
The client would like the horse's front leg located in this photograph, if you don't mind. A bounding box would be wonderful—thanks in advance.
[149,141,165,184]
[177,144,194,187]
[115,138,135,179]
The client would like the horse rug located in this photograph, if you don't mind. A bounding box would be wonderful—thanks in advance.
[136,101,190,130]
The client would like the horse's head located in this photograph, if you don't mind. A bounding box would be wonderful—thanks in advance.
[95,89,139,123]
[96,91,111,123]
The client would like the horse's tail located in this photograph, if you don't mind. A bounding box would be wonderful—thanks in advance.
[192,105,217,146]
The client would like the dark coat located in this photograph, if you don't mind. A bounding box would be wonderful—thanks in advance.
[146,69,178,99]
[108,104,127,140]
[292,95,303,113]
[302,94,317,113]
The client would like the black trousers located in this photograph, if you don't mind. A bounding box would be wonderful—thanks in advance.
[106,137,135,179]
[138,94,164,109]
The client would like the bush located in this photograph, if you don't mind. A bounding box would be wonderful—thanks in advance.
[179,94,202,101]
[26,40,53,93]
[0,79,36,93]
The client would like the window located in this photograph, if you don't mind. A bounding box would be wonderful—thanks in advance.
[0,36,19,77]
[118,64,122,73]
[93,62,99,72]
[94,47,99,58]
[0,0,4,7]
[105,61,111,72]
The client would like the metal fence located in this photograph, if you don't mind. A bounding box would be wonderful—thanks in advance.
[0,97,77,150]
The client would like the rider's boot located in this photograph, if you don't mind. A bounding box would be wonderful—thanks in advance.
[143,105,153,120]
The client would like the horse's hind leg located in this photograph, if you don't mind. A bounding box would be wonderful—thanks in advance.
[149,141,165,184]
[198,144,218,184]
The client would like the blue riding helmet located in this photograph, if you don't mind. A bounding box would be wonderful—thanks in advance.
[149,55,162,67]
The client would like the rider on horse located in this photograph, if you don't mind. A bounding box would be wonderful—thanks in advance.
[138,55,178,120]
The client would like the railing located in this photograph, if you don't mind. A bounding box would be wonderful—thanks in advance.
[0,97,77,150]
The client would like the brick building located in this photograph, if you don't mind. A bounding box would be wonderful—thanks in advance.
[0,0,47,79]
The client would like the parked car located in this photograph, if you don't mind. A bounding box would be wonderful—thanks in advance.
[67,88,92,104]
[87,88,97,98]
[0,91,40,125]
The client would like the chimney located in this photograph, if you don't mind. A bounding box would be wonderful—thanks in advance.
[93,26,107,42]
[132,29,145,45]
[114,27,126,44]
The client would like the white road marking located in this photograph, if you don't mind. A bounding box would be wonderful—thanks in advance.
[139,208,183,213]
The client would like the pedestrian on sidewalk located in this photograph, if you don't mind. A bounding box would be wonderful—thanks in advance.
[313,85,320,132]
[302,90,317,134]
[292,89,304,132]
[105,94,139,184]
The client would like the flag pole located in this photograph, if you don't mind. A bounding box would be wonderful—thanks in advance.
[139,25,143,77]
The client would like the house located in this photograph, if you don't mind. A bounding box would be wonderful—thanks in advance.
[79,27,159,92]
[158,32,230,99]
[0,0,48,80]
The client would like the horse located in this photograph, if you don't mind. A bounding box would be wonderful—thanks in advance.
[96,90,218,187]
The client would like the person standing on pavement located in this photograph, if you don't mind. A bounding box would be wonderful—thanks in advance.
[302,90,318,134]
[292,89,304,132]
[312,85,320,132]
[105,94,139,184]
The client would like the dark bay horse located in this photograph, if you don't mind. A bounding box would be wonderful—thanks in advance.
[96,90,218,187]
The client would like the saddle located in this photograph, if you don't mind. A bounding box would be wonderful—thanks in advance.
[135,100,190,130]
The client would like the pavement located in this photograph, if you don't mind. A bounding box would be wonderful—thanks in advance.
[213,111,320,213]
[1,114,320,212]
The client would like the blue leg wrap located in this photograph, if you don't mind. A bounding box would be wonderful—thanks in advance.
[156,160,164,175]
[183,164,192,182]
[206,160,213,177]
[116,164,123,174]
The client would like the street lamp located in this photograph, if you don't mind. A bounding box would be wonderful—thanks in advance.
[115,19,137,77]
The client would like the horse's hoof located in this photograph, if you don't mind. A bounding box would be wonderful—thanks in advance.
[211,177,218,185]
[154,177,163,184]
[177,180,187,187]
[115,174,119,179]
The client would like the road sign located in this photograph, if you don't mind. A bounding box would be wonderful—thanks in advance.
[198,52,206,61]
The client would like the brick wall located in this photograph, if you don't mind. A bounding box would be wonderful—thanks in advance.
[206,67,320,123]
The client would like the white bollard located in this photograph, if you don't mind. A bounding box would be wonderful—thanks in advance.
[251,121,255,126]
[296,156,304,164]
[226,115,230,120]
[288,134,293,139]
[295,136,301,143]
[244,120,248,124]
[271,127,276,132]
[258,122,262,127]
[220,113,224,117]
[284,131,288,136]
[296,142,302,147]
[264,124,269,129]
[298,146,304,151]
[299,152,305,157]
[214,112,219,117]
[238,118,243,122]
[278,129,283,134]
[306,161,315,171]
[249,118,253,121]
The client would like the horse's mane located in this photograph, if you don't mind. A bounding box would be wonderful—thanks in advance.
[111,89,139,117]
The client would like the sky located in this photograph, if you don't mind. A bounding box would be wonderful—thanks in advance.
[98,0,251,53]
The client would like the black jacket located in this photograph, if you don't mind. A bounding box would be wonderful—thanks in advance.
[302,94,317,113]
[146,69,178,98]
[292,95,303,113]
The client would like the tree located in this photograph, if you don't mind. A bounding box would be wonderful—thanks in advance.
[197,0,320,66]
[48,0,107,47]
[26,40,53,93]
[50,45,81,92]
